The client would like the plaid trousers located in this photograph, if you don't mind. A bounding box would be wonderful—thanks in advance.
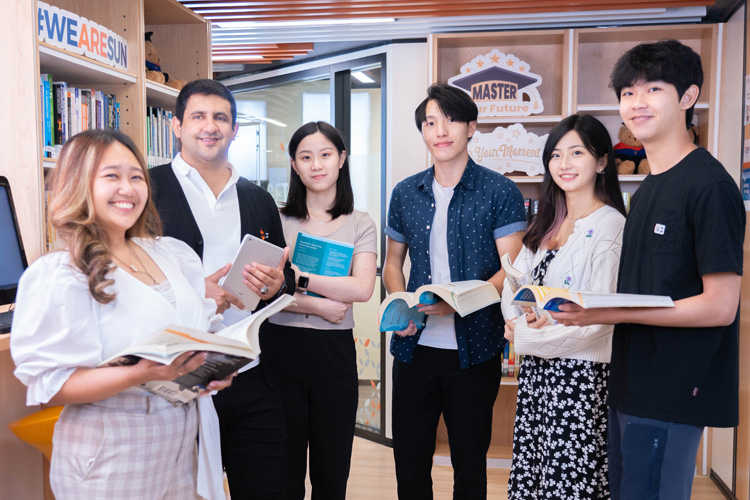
[50,392,201,499]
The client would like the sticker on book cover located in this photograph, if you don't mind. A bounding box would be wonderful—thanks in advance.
[447,50,544,118]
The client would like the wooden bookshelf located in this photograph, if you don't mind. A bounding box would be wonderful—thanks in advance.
[0,1,211,498]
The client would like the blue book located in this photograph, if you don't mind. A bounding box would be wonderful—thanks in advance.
[292,232,355,297]
[40,74,53,157]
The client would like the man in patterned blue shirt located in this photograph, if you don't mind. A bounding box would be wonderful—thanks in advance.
[383,83,526,499]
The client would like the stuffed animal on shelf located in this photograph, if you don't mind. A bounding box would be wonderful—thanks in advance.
[614,124,649,175]
[144,32,187,91]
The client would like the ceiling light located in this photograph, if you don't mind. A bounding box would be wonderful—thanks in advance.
[215,18,395,29]
[352,71,375,84]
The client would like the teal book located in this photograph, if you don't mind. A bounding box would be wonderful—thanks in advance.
[292,232,355,297]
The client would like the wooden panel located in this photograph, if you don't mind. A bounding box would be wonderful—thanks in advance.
[145,23,211,83]
[433,30,567,117]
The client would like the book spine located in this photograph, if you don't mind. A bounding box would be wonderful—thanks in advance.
[40,75,52,157]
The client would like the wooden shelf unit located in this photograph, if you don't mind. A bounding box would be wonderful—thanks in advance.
[431,23,722,183]
[430,23,726,462]
[0,1,211,498]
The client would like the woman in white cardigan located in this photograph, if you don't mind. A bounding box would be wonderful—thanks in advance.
[502,114,627,499]
[11,130,232,500]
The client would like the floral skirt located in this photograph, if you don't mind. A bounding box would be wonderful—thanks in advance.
[508,355,610,500]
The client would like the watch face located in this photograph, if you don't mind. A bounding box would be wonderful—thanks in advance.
[298,275,310,289]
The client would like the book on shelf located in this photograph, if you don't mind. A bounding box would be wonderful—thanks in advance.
[291,232,355,298]
[511,285,674,312]
[378,280,500,332]
[100,294,295,404]
[500,342,522,378]
[38,75,121,158]
[146,106,177,167]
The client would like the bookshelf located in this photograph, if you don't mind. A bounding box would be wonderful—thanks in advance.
[430,23,729,462]
[0,1,211,498]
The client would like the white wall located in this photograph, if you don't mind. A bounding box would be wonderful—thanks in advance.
[384,41,429,440]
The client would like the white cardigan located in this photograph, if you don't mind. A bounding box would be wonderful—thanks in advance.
[11,237,225,500]
[501,205,626,364]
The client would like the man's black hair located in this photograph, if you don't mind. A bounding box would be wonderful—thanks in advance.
[610,39,703,129]
[175,79,237,127]
[414,83,478,132]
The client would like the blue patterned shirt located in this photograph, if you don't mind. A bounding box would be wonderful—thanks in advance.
[385,158,526,368]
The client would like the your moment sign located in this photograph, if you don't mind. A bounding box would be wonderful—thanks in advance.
[37,2,129,72]
[448,49,543,118]
[470,123,547,176]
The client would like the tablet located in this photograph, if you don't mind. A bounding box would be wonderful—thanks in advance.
[218,234,285,311]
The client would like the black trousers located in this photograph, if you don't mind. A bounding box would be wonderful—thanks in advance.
[269,323,358,500]
[212,360,287,500]
[392,345,503,500]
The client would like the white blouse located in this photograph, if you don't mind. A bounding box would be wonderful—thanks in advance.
[10,236,225,500]
[501,205,626,364]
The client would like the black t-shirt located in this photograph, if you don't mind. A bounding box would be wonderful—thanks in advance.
[608,148,745,428]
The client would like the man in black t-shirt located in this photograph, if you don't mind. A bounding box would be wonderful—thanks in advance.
[553,40,745,499]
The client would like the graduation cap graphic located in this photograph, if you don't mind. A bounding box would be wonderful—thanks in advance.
[449,66,540,94]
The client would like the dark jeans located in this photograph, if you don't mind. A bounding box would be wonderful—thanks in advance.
[392,345,503,500]
[212,362,287,500]
[608,408,703,500]
[269,323,358,500]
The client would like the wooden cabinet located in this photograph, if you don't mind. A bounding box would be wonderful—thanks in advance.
[0,1,211,497]
[431,24,723,199]
[430,23,729,462]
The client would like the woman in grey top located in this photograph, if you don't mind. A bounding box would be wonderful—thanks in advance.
[268,121,377,500]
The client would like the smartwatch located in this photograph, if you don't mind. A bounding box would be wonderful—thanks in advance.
[297,272,310,293]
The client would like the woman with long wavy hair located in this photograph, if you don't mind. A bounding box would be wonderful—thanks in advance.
[11,129,231,500]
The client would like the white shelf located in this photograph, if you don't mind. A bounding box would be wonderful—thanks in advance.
[507,175,543,183]
[577,102,709,114]
[39,44,137,85]
[146,81,180,108]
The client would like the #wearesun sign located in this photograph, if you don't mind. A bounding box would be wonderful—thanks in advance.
[448,49,543,118]
[37,2,128,72]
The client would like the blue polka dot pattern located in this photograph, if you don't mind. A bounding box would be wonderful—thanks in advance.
[385,158,526,368]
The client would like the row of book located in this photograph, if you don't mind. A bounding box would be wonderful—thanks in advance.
[40,74,120,159]
[523,192,632,223]
[501,342,522,378]
[146,106,178,168]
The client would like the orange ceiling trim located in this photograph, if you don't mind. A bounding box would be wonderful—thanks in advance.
[197,3,714,22]
[212,43,314,49]
[183,0,711,6]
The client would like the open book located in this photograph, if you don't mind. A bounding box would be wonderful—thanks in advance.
[101,294,295,403]
[378,280,500,332]
[501,252,553,323]
[511,285,674,312]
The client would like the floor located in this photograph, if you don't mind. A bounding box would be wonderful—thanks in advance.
[225,436,728,499]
